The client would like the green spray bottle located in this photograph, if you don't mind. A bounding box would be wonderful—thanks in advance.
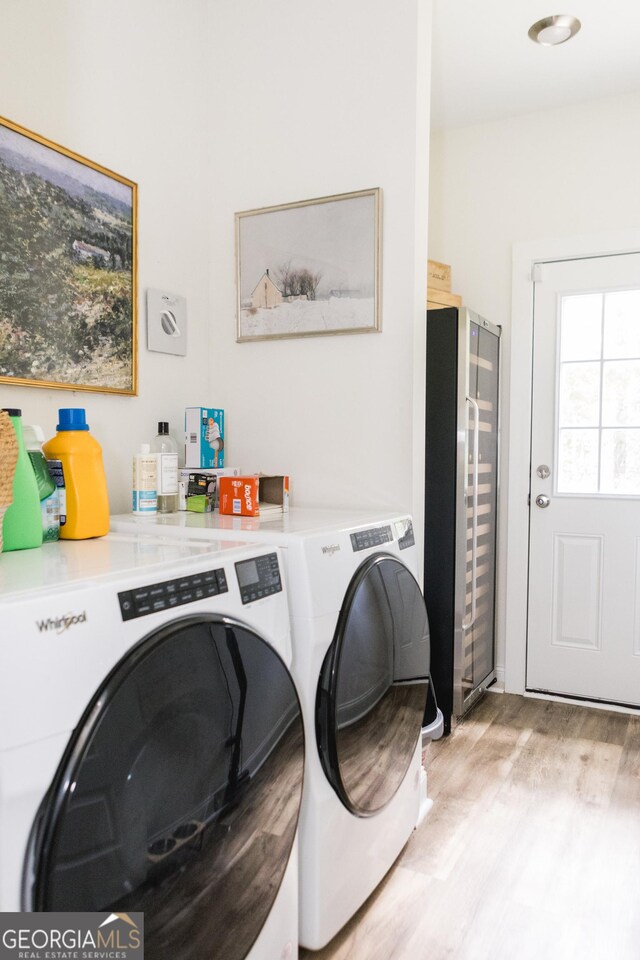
[23,424,60,543]
[1,408,43,551]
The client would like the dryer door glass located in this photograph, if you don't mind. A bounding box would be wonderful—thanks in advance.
[28,615,304,960]
[316,555,430,816]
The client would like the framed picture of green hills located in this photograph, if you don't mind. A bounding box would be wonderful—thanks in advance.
[0,114,137,394]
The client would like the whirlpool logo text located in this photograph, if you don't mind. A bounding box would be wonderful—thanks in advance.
[36,611,87,635]
[321,544,341,556]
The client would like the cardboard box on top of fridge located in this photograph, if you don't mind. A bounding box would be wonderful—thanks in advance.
[218,474,290,517]
[427,259,451,292]
[185,407,224,468]
[178,467,241,510]
[427,288,462,311]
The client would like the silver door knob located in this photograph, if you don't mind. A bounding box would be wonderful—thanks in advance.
[535,494,550,508]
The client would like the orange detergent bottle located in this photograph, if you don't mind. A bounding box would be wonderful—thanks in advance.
[43,408,109,539]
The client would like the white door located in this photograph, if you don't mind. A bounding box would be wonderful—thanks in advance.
[527,253,640,706]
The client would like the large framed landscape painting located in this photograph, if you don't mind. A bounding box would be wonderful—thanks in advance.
[0,115,137,394]
[236,188,381,342]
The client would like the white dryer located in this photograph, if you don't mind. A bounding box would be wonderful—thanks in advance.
[110,508,432,949]
[0,533,303,960]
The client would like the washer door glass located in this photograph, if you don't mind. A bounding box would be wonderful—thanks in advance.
[28,614,304,960]
[316,554,429,816]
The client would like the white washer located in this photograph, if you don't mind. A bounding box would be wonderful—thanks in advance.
[111,508,431,949]
[0,533,303,960]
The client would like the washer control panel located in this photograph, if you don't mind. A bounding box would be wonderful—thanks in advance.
[396,518,415,550]
[350,525,393,552]
[235,552,282,605]
[119,567,228,621]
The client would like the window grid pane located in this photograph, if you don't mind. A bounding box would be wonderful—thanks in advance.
[557,290,640,496]
[602,360,640,427]
[559,294,603,361]
[604,290,640,359]
[558,361,600,427]
[600,429,640,495]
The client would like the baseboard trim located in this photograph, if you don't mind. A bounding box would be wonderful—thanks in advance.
[524,688,640,716]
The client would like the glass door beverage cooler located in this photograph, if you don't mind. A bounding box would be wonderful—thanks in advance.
[424,307,501,734]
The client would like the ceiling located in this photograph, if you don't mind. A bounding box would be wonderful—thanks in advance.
[430,0,640,131]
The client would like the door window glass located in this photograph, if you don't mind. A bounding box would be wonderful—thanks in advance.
[603,290,640,358]
[557,290,640,495]
[30,616,304,960]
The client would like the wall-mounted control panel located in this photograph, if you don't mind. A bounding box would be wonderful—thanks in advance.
[147,288,187,356]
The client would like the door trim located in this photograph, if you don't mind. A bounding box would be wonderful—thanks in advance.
[505,229,640,696]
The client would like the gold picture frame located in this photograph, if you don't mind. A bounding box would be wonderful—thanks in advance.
[0,114,138,395]
[235,187,381,342]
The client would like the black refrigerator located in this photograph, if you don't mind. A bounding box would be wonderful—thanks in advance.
[424,307,501,734]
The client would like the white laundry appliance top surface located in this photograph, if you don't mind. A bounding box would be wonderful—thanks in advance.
[110,505,411,543]
[0,532,250,599]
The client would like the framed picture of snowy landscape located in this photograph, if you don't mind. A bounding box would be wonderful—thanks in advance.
[0,115,137,394]
[235,188,381,342]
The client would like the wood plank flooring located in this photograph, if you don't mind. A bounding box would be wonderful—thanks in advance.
[301,692,640,960]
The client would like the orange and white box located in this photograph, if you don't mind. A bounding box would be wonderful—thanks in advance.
[218,476,260,516]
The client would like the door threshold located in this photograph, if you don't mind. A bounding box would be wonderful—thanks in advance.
[525,688,640,716]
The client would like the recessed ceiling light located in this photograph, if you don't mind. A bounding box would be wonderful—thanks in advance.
[528,14,581,46]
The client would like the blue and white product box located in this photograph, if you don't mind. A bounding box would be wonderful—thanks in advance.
[185,407,224,469]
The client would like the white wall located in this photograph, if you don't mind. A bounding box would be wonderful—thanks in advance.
[206,0,431,530]
[0,0,212,513]
[1,0,432,534]
[428,90,640,679]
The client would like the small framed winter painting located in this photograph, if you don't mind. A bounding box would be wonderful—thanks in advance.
[235,188,381,342]
[0,114,137,394]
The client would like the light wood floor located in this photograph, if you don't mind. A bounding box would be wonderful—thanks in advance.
[301,692,640,960]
